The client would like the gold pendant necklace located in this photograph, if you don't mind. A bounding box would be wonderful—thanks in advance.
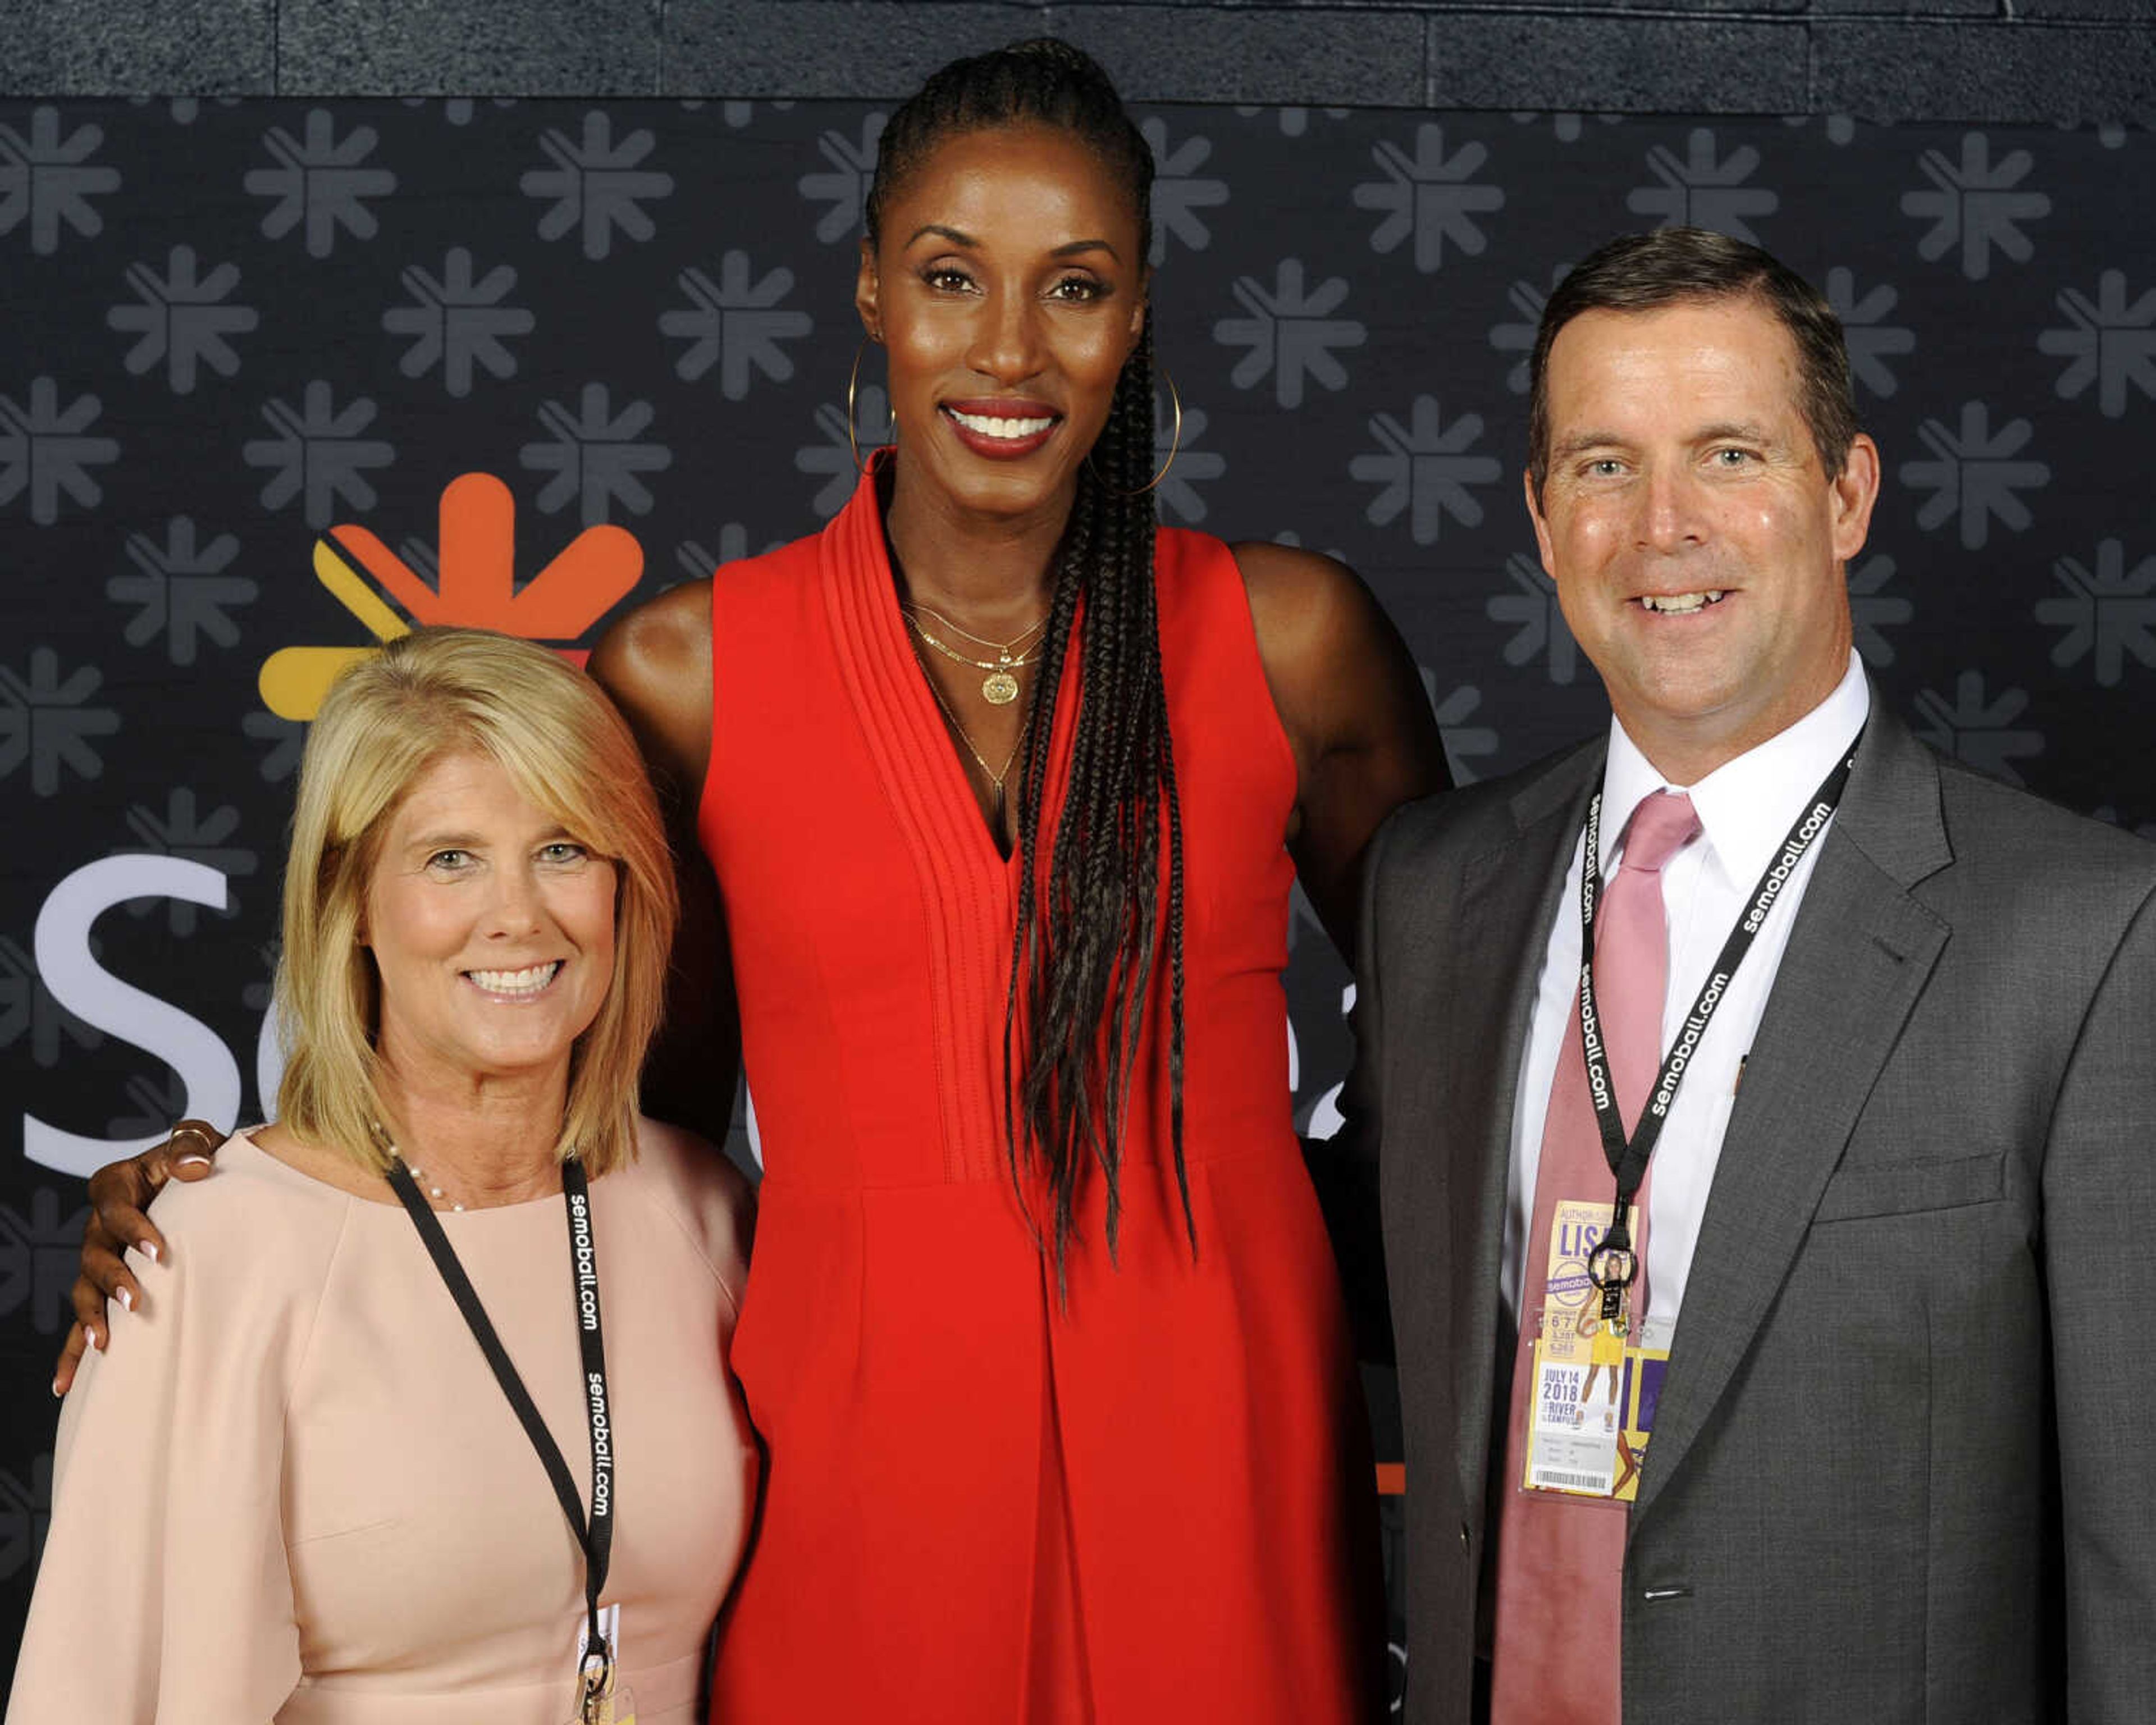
[901,604,1047,707]
[913,650,1030,827]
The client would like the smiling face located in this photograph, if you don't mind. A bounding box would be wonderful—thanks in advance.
[856,123,1148,530]
[1526,295,1880,782]
[362,750,616,1098]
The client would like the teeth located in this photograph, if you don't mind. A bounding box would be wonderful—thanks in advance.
[1640,590,1726,614]
[948,408,1054,440]
[467,962,560,996]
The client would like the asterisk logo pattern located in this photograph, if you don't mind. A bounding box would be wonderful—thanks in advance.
[118,789,258,935]
[1486,553,1579,683]
[661,253,814,399]
[107,517,254,665]
[1826,267,1915,399]
[1910,672,2044,784]
[1143,118,1230,264]
[0,1453,52,1582]
[798,115,885,245]
[0,936,103,1068]
[1428,675,1501,786]
[0,1194,84,1336]
[242,709,305,782]
[1627,130,1778,241]
[2035,540,2156,687]
[382,248,535,396]
[2038,272,2156,419]
[1848,555,1913,667]
[1154,402,1228,526]
[797,384,889,518]
[0,378,120,523]
[245,110,397,258]
[0,107,120,255]
[107,245,259,394]
[243,381,395,527]
[0,649,121,795]
[522,112,673,261]
[1352,396,1503,544]
[1214,260,1367,409]
[106,1072,194,1142]
[1488,264,1570,395]
[1902,134,2049,282]
[520,384,672,522]
[1353,124,1505,273]
[677,524,787,585]
[1900,403,2049,550]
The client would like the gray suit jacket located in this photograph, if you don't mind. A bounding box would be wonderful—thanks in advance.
[1339,702,2156,1723]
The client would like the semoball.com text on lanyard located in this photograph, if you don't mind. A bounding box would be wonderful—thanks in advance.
[1573,729,1863,1335]
[386,1154,634,1725]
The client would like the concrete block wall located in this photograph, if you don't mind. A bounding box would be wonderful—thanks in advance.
[4,0,2151,122]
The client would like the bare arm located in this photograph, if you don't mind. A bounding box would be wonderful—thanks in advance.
[587,581,742,1148]
[1234,540,1451,960]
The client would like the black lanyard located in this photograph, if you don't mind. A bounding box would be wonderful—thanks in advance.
[387,1156,616,1688]
[1575,729,1863,1321]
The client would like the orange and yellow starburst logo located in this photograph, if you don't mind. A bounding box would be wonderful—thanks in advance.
[257,471,643,719]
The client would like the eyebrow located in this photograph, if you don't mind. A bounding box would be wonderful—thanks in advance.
[1552,419,1778,460]
[1551,430,1630,462]
[1693,420,1775,445]
[406,830,486,854]
[405,824,575,852]
[903,223,1123,263]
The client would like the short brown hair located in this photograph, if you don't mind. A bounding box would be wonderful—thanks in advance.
[276,627,677,1179]
[1528,227,1859,498]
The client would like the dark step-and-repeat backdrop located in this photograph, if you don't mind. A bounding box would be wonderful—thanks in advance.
[1,97,2149,1694]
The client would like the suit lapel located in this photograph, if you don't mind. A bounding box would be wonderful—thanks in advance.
[1443,746,1601,1512]
[1630,710,1953,1523]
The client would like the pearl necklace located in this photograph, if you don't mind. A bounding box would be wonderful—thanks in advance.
[398,1160,465,1212]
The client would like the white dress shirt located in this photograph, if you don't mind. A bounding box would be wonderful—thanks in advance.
[1501,651,1871,1327]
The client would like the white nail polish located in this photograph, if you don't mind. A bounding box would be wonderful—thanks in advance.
[116,1286,133,1312]
[141,1241,159,1264]
[87,1330,103,1352]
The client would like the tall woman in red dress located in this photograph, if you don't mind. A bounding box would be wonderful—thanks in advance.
[591,44,1446,1718]
[65,39,1447,1721]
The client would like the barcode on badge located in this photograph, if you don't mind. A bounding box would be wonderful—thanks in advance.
[1533,1469,1613,1494]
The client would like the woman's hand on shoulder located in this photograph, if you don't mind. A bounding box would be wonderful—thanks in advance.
[1232,540,1450,959]
[54,1122,223,1395]
[587,581,715,808]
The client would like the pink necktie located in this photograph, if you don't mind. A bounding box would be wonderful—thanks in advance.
[1490,790,1701,1725]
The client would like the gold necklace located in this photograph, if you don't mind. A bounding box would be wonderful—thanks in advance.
[904,600,1049,654]
[901,605,1047,706]
[915,654,1031,829]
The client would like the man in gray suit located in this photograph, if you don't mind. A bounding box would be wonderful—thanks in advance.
[1342,227,2156,1722]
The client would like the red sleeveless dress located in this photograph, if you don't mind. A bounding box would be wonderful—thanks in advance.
[700,471,1380,1721]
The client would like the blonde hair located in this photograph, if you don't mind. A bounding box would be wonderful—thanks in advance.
[275,628,678,1178]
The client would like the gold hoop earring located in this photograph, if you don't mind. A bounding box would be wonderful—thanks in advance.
[847,339,895,476]
[1093,371,1182,496]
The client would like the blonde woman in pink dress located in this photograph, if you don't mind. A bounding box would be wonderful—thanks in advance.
[8,629,756,1725]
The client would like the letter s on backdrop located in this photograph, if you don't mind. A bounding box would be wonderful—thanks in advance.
[25,855,243,1178]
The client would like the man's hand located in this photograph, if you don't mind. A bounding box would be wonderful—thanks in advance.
[53,1121,224,1395]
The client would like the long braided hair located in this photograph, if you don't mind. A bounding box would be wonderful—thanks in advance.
[866,40,1189,1281]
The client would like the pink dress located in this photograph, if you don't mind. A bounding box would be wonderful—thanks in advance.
[8,1121,756,1725]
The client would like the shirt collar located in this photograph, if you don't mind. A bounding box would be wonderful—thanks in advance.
[1598,650,1871,889]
